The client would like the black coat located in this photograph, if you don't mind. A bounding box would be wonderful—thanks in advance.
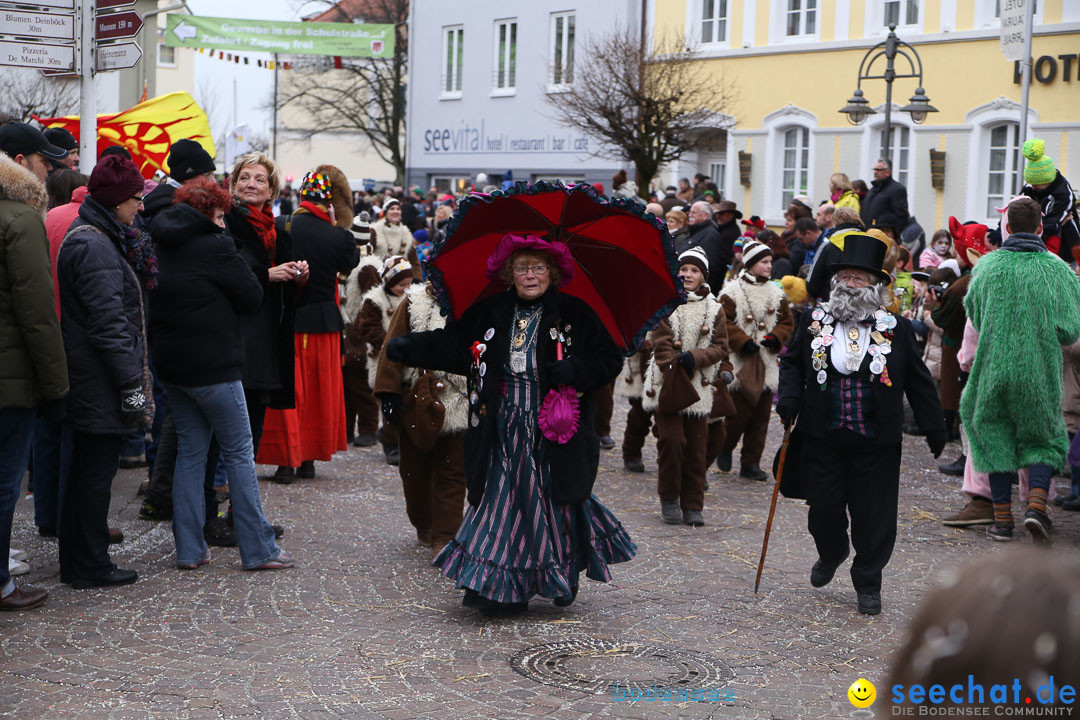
[806,241,842,300]
[279,212,358,334]
[56,196,147,435]
[140,182,176,223]
[1024,171,1080,262]
[861,175,909,231]
[148,204,263,387]
[394,287,622,507]
[225,206,298,408]
[687,220,726,292]
[715,220,739,276]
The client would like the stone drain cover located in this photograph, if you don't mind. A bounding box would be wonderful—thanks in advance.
[510,639,735,695]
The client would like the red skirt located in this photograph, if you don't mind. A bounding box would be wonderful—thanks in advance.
[257,331,347,467]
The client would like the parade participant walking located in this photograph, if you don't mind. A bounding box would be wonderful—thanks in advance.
[0,132,68,610]
[149,176,291,571]
[641,247,732,525]
[56,153,154,589]
[342,254,383,447]
[616,341,653,473]
[374,281,468,558]
[386,234,634,614]
[259,167,359,482]
[716,241,794,481]
[356,256,413,465]
[777,233,946,615]
[960,197,1080,542]
[1020,138,1080,261]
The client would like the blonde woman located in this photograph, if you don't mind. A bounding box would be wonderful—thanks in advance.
[829,173,860,213]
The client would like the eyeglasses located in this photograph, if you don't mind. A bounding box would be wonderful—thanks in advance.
[131,195,144,203]
[836,272,871,286]
[512,265,550,276]
[872,167,888,173]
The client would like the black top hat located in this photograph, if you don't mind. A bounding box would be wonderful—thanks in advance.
[828,233,891,283]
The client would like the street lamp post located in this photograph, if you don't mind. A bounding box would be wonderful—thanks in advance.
[839,24,937,164]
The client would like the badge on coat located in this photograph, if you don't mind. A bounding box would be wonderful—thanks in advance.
[484,328,495,341]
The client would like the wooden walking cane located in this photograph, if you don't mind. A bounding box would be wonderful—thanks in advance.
[755,421,791,594]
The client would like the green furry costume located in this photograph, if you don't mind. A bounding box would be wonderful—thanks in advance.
[961,236,1080,473]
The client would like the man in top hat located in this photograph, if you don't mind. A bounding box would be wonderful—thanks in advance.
[776,233,946,616]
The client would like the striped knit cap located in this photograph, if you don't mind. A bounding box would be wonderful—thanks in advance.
[1022,138,1056,185]
[741,240,772,272]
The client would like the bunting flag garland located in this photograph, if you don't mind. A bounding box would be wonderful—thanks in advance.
[194,47,296,70]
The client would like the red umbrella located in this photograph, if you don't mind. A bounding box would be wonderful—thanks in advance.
[428,182,684,354]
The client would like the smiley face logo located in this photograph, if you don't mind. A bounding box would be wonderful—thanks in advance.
[847,678,876,708]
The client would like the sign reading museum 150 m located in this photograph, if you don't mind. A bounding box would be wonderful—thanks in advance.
[165,15,394,58]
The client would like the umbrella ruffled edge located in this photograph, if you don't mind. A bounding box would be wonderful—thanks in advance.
[427,180,687,356]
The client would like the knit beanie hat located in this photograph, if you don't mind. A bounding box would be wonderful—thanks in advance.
[677,246,709,275]
[351,210,371,246]
[1023,139,1056,185]
[300,170,333,202]
[382,254,412,289]
[167,138,215,181]
[88,154,145,208]
[741,240,772,271]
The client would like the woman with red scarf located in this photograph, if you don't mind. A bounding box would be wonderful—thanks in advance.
[224,152,307,459]
[257,166,358,482]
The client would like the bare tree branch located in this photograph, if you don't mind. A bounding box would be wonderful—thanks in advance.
[543,26,736,197]
[0,69,79,122]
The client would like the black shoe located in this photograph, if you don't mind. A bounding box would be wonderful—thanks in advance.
[1023,508,1052,544]
[810,551,848,588]
[902,422,926,436]
[599,435,615,450]
[296,460,315,479]
[204,516,237,547]
[272,524,284,539]
[1053,495,1066,507]
[716,452,732,472]
[385,445,400,466]
[138,501,172,521]
[857,591,882,615]
[554,585,579,607]
[623,458,645,473]
[37,525,57,538]
[462,588,528,616]
[272,466,294,484]
[938,456,966,476]
[1063,496,1080,511]
[118,456,147,469]
[739,465,768,481]
[682,509,705,526]
[71,568,138,589]
[352,434,377,447]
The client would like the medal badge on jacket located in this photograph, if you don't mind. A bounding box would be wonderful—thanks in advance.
[808,306,895,387]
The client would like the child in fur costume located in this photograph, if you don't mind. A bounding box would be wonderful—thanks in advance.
[374,282,469,558]
[355,255,413,465]
[641,247,732,526]
[715,241,794,480]
[960,197,1080,542]
[342,255,383,446]
[615,341,654,473]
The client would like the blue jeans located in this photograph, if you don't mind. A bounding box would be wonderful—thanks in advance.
[165,380,279,568]
[989,464,1053,505]
[31,416,72,532]
[0,408,35,594]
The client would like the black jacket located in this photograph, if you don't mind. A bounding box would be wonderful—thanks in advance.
[1024,171,1080,262]
[715,219,740,277]
[148,204,263,387]
[225,206,298,408]
[56,196,147,434]
[280,213,358,334]
[861,175,909,231]
[687,220,726,292]
[394,288,622,506]
[140,182,176,223]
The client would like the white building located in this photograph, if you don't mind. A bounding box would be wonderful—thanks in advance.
[405,0,639,194]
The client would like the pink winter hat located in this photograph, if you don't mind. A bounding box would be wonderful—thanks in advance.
[484,234,575,287]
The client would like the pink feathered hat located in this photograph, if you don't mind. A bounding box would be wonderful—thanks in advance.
[484,233,575,287]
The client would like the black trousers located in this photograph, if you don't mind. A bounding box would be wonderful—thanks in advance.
[806,429,901,594]
[60,431,124,581]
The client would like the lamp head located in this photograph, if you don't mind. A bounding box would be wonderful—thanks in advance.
[839,89,875,126]
[901,88,937,125]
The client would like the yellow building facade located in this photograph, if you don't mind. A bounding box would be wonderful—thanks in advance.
[649,0,1080,232]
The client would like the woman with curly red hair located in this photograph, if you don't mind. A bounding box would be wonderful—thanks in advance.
[148,176,294,571]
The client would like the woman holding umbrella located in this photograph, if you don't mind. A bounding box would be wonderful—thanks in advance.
[386,233,635,614]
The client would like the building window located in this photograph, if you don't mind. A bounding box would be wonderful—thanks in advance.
[550,12,575,88]
[986,123,1021,217]
[876,125,911,188]
[157,42,176,67]
[786,0,817,36]
[493,19,516,92]
[883,0,918,27]
[700,0,728,44]
[442,26,464,96]
[708,161,726,200]
[781,127,809,209]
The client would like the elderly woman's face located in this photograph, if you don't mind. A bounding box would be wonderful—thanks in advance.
[234,163,272,206]
[510,252,552,300]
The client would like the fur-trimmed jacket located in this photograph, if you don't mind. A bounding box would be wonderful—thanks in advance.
[641,291,731,417]
[355,286,405,380]
[719,275,794,401]
[0,152,67,408]
[373,284,468,435]
[343,255,382,324]
[615,343,651,399]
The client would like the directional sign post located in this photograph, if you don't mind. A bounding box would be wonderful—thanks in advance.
[96,0,135,9]
[0,0,74,9]
[0,9,76,41]
[95,9,141,40]
[95,39,140,71]
[0,38,75,70]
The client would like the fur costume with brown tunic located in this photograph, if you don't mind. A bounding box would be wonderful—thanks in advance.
[375,283,468,547]
[642,291,731,511]
[342,256,383,437]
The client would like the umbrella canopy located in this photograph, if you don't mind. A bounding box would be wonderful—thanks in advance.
[428,182,684,354]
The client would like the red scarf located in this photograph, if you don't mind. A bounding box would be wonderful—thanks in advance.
[298,200,331,223]
[243,202,277,264]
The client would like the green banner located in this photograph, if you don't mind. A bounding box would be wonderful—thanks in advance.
[165,15,395,58]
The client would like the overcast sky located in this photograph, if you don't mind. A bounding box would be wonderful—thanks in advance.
[183,0,323,141]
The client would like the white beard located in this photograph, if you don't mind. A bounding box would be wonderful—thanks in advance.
[827,280,887,322]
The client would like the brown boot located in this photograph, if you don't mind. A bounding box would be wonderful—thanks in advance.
[942,497,994,527]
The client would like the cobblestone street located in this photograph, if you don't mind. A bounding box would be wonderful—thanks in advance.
[4,400,1079,719]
